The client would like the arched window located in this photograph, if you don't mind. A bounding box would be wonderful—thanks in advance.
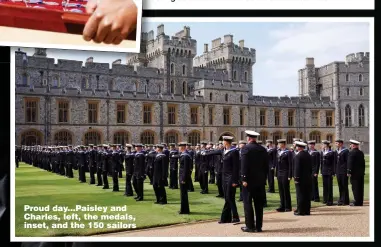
[309,131,321,143]
[209,92,213,101]
[21,129,42,146]
[326,134,334,144]
[345,104,352,127]
[240,94,243,103]
[158,85,162,94]
[244,71,248,81]
[359,74,363,82]
[286,131,296,144]
[358,104,365,127]
[188,131,200,146]
[114,131,129,146]
[258,131,268,143]
[84,131,101,145]
[225,94,228,102]
[182,64,186,75]
[346,88,350,96]
[346,74,350,82]
[52,75,59,87]
[141,131,155,145]
[54,130,72,145]
[170,80,174,94]
[233,71,237,80]
[182,81,187,95]
[170,63,174,75]
[165,131,179,144]
[359,87,364,96]
[22,73,29,85]
[272,131,282,144]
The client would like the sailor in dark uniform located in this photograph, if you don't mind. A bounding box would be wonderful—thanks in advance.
[111,144,121,192]
[194,144,201,182]
[266,140,277,193]
[162,143,170,187]
[117,144,124,178]
[186,143,195,192]
[214,143,224,198]
[240,130,268,233]
[145,144,156,185]
[152,144,168,204]
[124,144,135,196]
[321,140,335,206]
[101,145,110,189]
[178,142,191,214]
[199,141,209,194]
[293,141,312,216]
[133,144,146,201]
[208,142,216,184]
[347,139,366,206]
[237,140,247,202]
[77,146,87,183]
[15,146,20,168]
[96,145,103,186]
[87,144,96,185]
[65,145,74,178]
[275,139,293,212]
[308,140,321,202]
[334,139,350,206]
[169,143,179,189]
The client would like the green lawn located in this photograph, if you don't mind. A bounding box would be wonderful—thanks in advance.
[15,156,370,237]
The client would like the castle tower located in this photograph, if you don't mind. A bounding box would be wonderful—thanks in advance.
[298,57,317,97]
[33,48,47,57]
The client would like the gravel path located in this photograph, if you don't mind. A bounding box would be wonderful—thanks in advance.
[96,203,370,237]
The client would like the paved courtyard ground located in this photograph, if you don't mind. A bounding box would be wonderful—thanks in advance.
[97,203,370,237]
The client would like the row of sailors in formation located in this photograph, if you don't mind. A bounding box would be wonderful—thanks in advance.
[15,136,366,217]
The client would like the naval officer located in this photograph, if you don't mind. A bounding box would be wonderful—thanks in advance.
[347,139,366,206]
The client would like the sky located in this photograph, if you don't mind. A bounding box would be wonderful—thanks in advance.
[19,20,370,96]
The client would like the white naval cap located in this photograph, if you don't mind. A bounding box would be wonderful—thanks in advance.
[222,136,234,141]
[295,141,307,147]
[245,130,260,137]
[350,139,360,145]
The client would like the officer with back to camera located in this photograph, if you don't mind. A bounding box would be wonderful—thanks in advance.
[307,140,321,202]
[240,130,268,233]
[334,139,350,206]
[347,139,366,206]
[320,140,335,206]
[178,142,192,214]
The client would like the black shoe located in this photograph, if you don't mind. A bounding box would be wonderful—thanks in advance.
[294,212,305,216]
[178,211,189,215]
[256,228,263,232]
[232,218,240,223]
[112,189,119,192]
[188,189,194,192]
[159,202,167,205]
[284,209,292,212]
[337,203,344,206]
[154,202,160,204]
[326,202,333,206]
[134,196,139,199]
[276,208,285,212]
[102,186,109,189]
[241,226,255,232]
[267,190,275,193]
[218,221,230,224]
[350,203,359,206]
[216,195,223,198]
[96,184,102,186]
[136,198,143,201]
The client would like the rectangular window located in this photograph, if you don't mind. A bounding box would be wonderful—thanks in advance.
[223,108,230,125]
[143,104,152,124]
[191,107,198,124]
[168,106,176,125]
[274,110,280,126]
[240,108,244,125]
[58,101,69,123]
[210,131,213,142]
[288,110,294,127]
[88,102,98,124]
[326,111,333,127]
[209,107,213,125]
[311,111,319,127]
[116,104,126,124]
[25,99,38,123]
[259,109,266,126]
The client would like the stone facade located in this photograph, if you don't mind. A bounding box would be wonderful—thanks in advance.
[14,25,370,153]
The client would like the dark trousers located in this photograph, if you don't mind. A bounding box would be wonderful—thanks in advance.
[102,170,109,188]
[337,175,350,205]
[124,174,133,196]
[89,164,96,184]
[194,163,200,182]
[209,168,215,183]
[119,171,123,178]
[61,163,66,176]
[311,175,320,201]
[147,168,153,185]
[200,171,209,193]
[322,175,333,204]
[153,183,167,203]
[350,176,364,206]
[169,169,178,188]
[277,176,291,210]
[267,168,275,192]
[242,185,264,231]
[132,176,144,199]
[262,185,267,205]
[79,165,86,182]
[239,185,243,201]
[220,182,239,222]
[295,182,311,214]
[187,175,194,191]
[180,182,190,213]
[216,173,224,196]
[96,166,103,185]
[112,169,119,191]
[16,159,19,168]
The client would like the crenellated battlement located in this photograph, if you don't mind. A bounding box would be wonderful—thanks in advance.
[345,52,370,63]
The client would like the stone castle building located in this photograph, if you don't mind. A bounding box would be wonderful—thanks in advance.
[14,25,370,153]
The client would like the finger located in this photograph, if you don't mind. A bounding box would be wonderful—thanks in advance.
[116,5,138,39]
[86,0,98,14]
[94,15,112,43]
[112,36,124,45]
[104,21,122,44]
[83,10,103,42]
